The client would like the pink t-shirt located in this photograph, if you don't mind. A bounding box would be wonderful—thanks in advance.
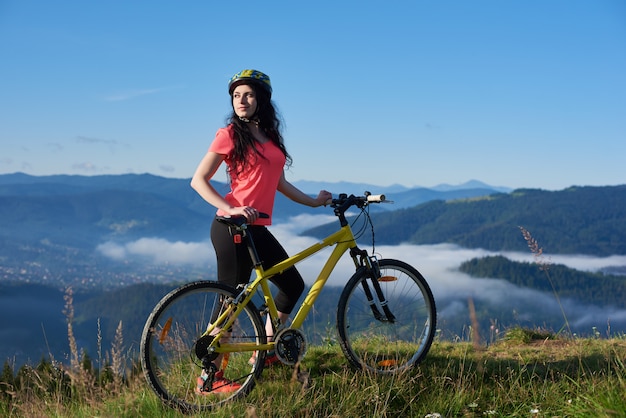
[209,125,286,225]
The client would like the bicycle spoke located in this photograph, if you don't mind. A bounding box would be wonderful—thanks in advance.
[140,281,265,413]
[337,259,436,374]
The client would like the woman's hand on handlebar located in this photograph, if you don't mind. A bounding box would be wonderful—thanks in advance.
[315,190,333,207]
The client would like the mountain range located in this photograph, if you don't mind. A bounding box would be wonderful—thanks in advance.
[0,173,511,248]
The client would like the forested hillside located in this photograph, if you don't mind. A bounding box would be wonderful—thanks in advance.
[459,255,626,309]
[304,185,626,256]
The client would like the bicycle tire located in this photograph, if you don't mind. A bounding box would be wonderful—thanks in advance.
[337,259,436,374]
[140,280,266,413]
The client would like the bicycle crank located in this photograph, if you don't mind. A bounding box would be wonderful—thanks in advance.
[274,328,306,366]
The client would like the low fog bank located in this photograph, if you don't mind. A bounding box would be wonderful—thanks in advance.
[97,214,626,336]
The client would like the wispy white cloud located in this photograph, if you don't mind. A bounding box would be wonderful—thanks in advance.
[103,85,184,102]
[159,164,176,174]
[502,251,626,273]
[97,238,212,265]
[97,214,626,284]
[76,136,119,145]
[46,142,64,152]
[71,162,110,173]
[75,135,129,155]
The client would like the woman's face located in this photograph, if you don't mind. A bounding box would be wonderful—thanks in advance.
[232,84,258,120]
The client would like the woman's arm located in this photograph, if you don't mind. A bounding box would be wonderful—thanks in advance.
[277,172,332,207]
[190,151,260,221]
[190,151,232,212]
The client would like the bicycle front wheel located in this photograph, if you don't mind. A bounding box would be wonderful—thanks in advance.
[140,281,265,413]
[337,259,436,374]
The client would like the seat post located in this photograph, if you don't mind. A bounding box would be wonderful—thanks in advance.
[242,227,263,267]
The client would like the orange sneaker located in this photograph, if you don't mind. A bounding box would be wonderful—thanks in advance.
[196,370,241,394]
[249,351,280,367]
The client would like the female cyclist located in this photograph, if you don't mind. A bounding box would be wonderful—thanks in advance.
[190,69,331,393]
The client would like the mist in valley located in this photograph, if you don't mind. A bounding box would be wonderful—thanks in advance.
[97,214,626,338]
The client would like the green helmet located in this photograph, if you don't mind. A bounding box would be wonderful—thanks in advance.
[228,69,272,97]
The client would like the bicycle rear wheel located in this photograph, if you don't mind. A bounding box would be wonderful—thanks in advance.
[337,259,436,374]
[140,281,265,413]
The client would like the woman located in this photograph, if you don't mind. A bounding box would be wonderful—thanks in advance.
[191,69,332,393]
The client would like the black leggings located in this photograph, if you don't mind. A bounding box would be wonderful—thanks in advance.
[210,218,305,314]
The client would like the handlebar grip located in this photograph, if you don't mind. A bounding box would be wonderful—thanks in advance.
[366,194,386,202]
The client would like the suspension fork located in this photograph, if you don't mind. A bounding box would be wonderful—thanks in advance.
[350,248,396,323]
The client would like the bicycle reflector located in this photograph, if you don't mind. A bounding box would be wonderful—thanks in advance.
[159,317,173,344]
[377,359,398,368]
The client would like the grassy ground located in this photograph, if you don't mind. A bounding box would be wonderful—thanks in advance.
[2,328,625,418]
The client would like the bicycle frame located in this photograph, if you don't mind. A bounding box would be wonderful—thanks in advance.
[204,223,365,355]
[140,192,438,410]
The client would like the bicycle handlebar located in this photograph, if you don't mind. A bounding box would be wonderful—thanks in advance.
[330,192,390,226]
[330,192,387,208]
[217,192,388,229]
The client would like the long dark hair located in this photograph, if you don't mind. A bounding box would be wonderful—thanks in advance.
[226,82,292,177]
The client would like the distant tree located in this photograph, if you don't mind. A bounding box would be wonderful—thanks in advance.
[81,350,93,374]
[305,185,626,256]
[460,255,626,308]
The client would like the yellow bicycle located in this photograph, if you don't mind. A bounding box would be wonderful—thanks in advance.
[140,192,436,412]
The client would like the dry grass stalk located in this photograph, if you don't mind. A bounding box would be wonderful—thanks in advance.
[63,287,80,373]
[518,226,572,337]
[111,320,125,391]
[97,318,103,386]
[467,297,483,350]
[62,287,97,398]
[519,226,550,270]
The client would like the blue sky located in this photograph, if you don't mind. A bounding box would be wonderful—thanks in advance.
[1,0,624,190]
